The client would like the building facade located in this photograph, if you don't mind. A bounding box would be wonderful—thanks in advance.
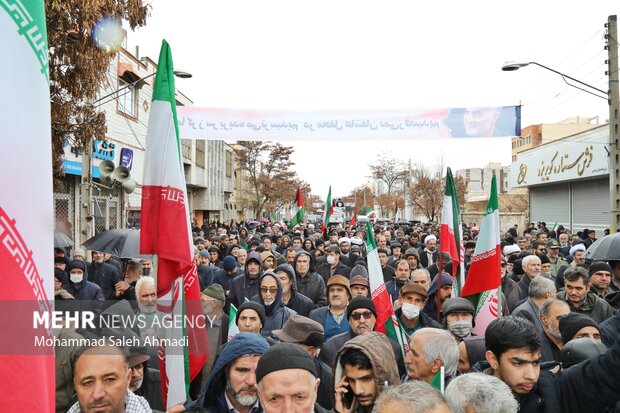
[510,124,610,236]
[54,47,242,244]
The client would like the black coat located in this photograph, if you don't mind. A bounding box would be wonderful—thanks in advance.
[314,357,333,411]
[316,262,352,284]
[87,262,122,300]
[285,290,315,317]
[134,367,164,411]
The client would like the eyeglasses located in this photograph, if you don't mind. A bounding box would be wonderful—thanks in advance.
[350,311,373,321]
[260,287,278,294]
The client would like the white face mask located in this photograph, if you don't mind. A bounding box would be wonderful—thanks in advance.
[326,256,336,265]
[401,303,420,320]
[70,274,83,284]
[449,320,473,338]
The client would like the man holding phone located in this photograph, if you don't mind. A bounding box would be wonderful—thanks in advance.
[332,332,400,413]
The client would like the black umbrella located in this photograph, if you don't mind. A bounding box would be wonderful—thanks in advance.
[585,232,620,261]
[82,228,151,260]
[54,230,74,248]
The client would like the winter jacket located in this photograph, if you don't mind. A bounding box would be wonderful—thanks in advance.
[213,266,240,293]
[63,279,104,303]
[331,332,401,412]
[87,261,122,300]
[317,261,352,283]
[228,251,263,310]
[314,357,333,411]
[320,330,406,378]
[293,251,328,308]
[275,263,315,317]
[251,272,297,337]
[422,273,453,323]
[513,298,544,335]
[556,290,615,324]
[199,333,270,411]
[385,278,408,303]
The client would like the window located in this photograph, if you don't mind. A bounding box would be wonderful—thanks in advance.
[117,78,137,117]
[226,151,233,178]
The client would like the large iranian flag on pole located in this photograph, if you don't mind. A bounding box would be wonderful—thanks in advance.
[460,174,502,336]
[440,168,465,296]
[140,40,208,409]
[0,1,54,410]
[391,199,399,224]
[366,222,408,358]
[321,185,332,234]
[288,186,306,230]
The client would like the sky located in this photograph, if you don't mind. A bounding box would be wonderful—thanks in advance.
[124,1,618,199]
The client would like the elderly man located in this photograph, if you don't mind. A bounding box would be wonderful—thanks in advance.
[274,263,314,317]
[513,276,557,336]
[319,296,406,377]
[200,332,270,412]
[349,275,370,298]
[557,267,614,324]
[411,268,431,291]
[395,283,441,340]
[538,299,571,362]
[253,270,296,337]
[308,275,351,341]
[517,255,543,300]
[441,298,476,341]
[256,343,330,413]
[236,302,266,335]
[69,345,151,413]
[373,381,450,413]
[404,328,459,385]
[272,316,333,411]
[444,373,518,413]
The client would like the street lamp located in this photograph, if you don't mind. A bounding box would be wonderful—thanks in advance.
[79,69,192,244]
[501,61,608,100]
[502,14,619,233]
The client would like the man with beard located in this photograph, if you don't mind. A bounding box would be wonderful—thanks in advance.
[422,273,453,323]
[538,299,571,362]
[417,235,439,268]
[557,267,614,324]
[385,260,411,303]
[274,263,314,317]
[309,275,351,341]
[252,271,296,337]
[517,255,543,300]
[200,332,270,412]
[229,251,263,310]
[87,250,122,301]
[127,347,164,411]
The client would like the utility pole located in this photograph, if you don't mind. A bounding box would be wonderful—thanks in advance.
[79,124,93,246]
[608,15,619,232]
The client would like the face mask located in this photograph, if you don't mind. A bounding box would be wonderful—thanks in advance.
[70,274,83,284]
[326,256,336,265]
[449,320,473,338]
[401,303,420,320]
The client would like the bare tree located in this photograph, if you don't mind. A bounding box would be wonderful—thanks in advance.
[369,152,406,199]
[234,141,309,217]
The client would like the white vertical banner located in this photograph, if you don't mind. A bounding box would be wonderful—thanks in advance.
[0,0,54,411]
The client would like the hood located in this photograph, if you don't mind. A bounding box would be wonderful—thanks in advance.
[274,263,297,291]
[332,332,400,407]
[244,251,263,278]
[258,271,283,315]
[427,272,453,297]
[225,243,241,256]
[202,332,269,406]
[293,250,315,274]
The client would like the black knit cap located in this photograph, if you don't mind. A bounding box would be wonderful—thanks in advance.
[236,301,266,327]
[346,296,377,320]
[255,343,317,383]
[588,261,613,276]
[559,313,599,343]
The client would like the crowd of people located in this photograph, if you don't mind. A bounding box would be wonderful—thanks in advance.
[52,219,620,412]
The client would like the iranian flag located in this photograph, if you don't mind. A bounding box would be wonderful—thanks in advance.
[227,304,240,341]
[288,186,306,230]
[460,174,502,336]
[349,205,358,226]
[0,1,54,410]
[391,199,399,224]
[321,186,332,234]
[140,40,208,409]
[366,222,408,358]
[440,168,465,296]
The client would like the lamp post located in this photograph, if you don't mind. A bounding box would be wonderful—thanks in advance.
[502,15,619,233]
[79,69,192,245]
